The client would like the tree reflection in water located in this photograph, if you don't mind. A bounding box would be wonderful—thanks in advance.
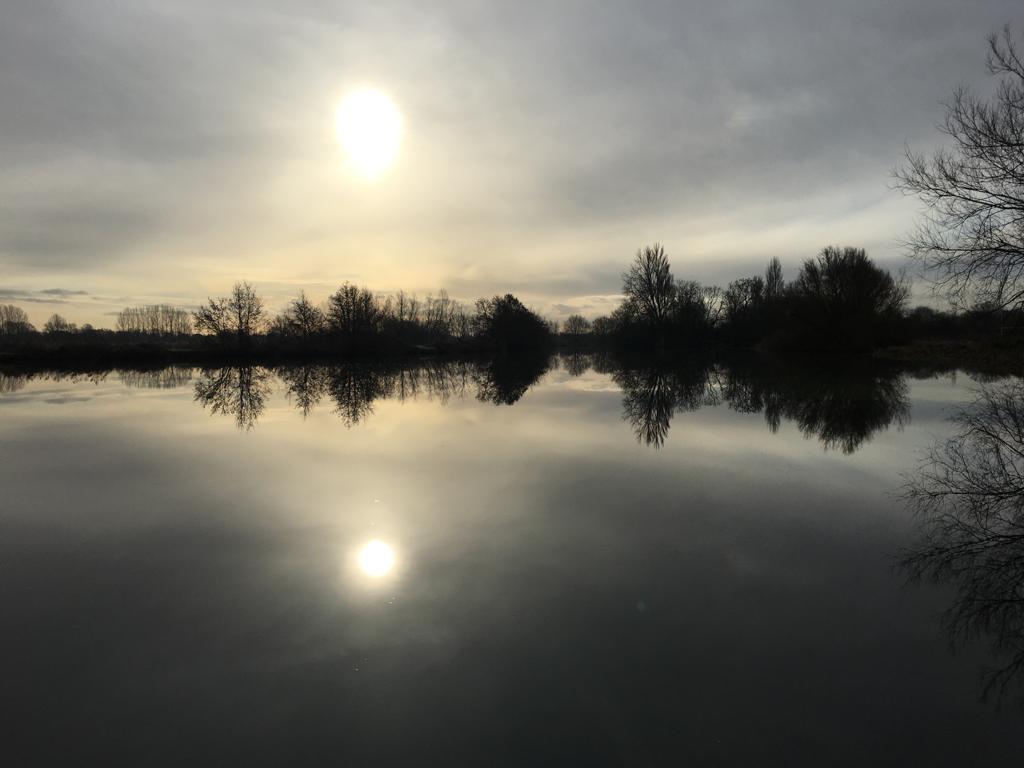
[6,355,913,450]
[118,367,193,389]
[193,366,274,431]
[190,357,549,430]
[0,372,26,394]
[601,355,910,452]
[473,353,550,405]
[902,380,1024,703]
[279,366,330,418]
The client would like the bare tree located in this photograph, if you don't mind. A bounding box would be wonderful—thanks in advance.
[327,283,381,336]
[765,257,784,301]
[793,246,909,318]
[723,277,765,320]
[563,314,591,338]
[194,281,266,342]
[395,290,420,324]
[623,244,675,326]
[281,291,325,337]
[423,289,460,338]
[896,26,1024,310]
[116,304,192,335]
[43,314,76,333]
[0,304,33,334]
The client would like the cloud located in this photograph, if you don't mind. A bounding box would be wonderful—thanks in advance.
[0,0,1020,324]
[0,288,91,304]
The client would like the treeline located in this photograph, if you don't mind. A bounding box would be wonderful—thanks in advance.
[1,244,1020,364]
[116,304,192,335]
[191,282,549,354]
[574,244,911,353]
[0,282,552,361]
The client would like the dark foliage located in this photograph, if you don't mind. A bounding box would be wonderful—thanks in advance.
[472,294,552,354]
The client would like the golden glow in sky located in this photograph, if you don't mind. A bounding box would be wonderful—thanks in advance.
[335,89,403,179]
[358,539,396,577]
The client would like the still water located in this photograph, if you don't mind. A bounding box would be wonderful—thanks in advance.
[2,356,1022,765]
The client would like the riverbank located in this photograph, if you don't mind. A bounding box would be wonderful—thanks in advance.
[875,336,1024,376]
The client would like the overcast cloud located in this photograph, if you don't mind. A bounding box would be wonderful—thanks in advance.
[0,0,1020,324]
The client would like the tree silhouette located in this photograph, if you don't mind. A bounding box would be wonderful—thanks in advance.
[791,246,909,349]
[327,283,382,338]
[472,294,550,354]
[764,257,784,302]
[115,305,192,335]
[563,314,591,340]
[622,243,675,328]
[0,304,34,335]
[194,282,266,344]
[43,314,76,334]
[279,292,326,337]
[896,26,1024,310]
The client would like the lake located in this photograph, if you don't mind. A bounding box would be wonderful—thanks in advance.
[2,356,1022,765]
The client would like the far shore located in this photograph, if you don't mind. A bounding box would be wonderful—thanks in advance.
[1,335,1020,378]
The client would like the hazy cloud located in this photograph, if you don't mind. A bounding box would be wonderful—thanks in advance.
[0,0,1020,323]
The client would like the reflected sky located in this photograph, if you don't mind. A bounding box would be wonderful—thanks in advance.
[1,360,1022,765]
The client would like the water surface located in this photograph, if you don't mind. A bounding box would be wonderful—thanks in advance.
[2,358,1022,765]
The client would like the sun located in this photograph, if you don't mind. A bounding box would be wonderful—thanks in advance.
[335,88,403,179]
[358,540,395,578]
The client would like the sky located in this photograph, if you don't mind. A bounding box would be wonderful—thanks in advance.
[1,0,1021,326]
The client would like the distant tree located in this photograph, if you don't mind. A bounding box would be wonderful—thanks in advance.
[116,304,192,335]
[791,246,908,348]
[394,290,420,324]
[194,282,265,343]
[896,26,1024,310]
[794,247,908,317]
[472,294,550,352]
[723,276,765,320]
[282,291,325,337]
[43,314,76,334]
[563,314,591,339]
[422,289,461,339]
[591,315,615,336]
[623,244,675,327]
[670,280,722,336]
[765,258,784,301]
[327,283,384,337]
[0,304,34,334]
